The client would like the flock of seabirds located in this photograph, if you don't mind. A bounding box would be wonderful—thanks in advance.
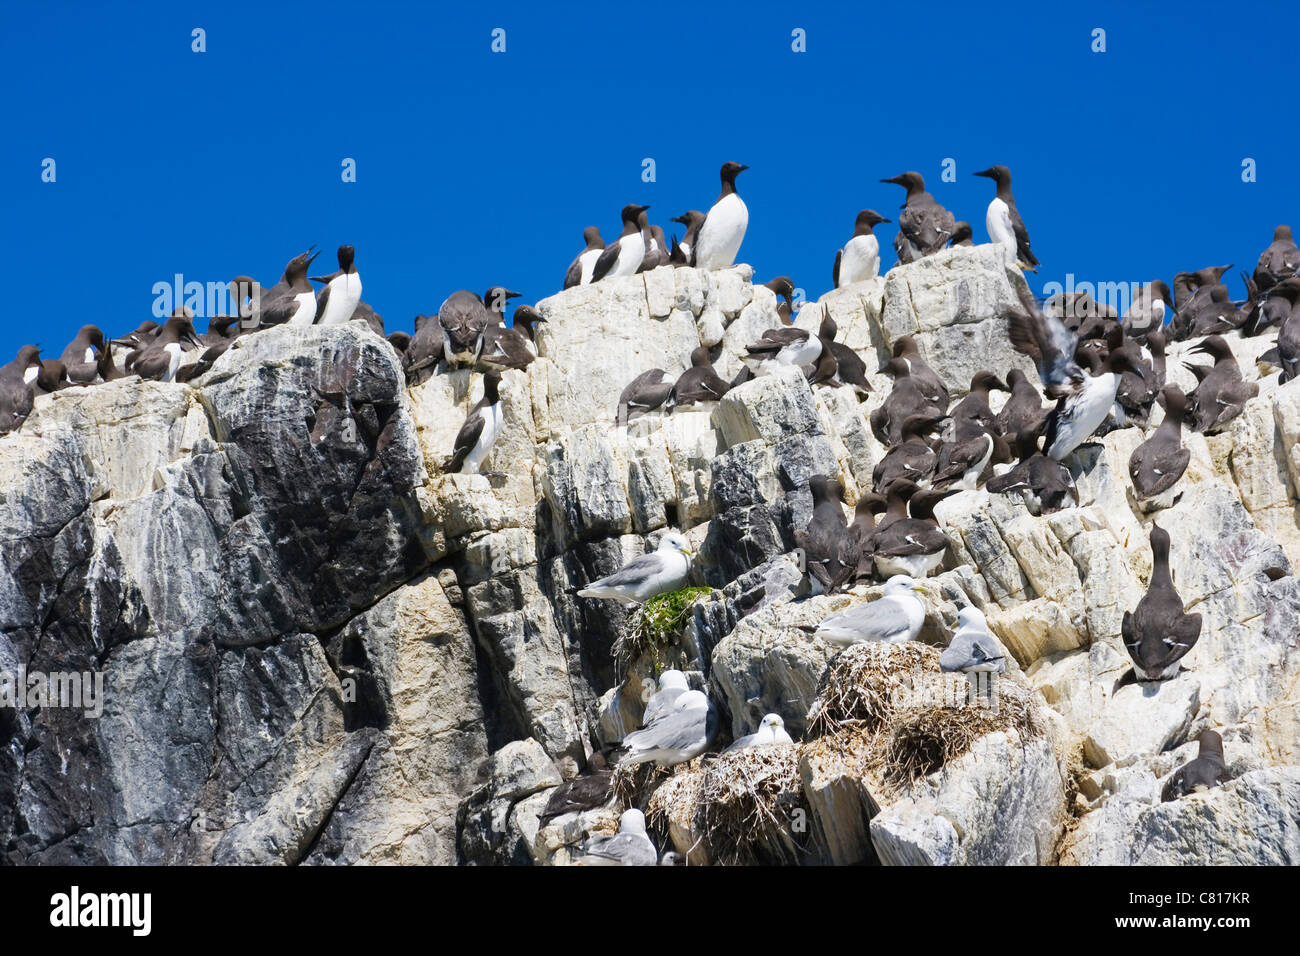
[2,161,1288,864]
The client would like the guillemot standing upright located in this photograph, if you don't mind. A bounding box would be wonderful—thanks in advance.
[833,209,891,288]
[259,249,321,327]
[668,210,706,266]
[1253,225,1299,292]
[0,346,41,435]
[563,227,605,289]
[973,165,1039,271]
[1121,522,1201,681]
[310,245,363,326]
[881,171,955,263]
[445,372,504,475]
[591,205,651,281]
[691,162,749,270]
[131,315,203,382]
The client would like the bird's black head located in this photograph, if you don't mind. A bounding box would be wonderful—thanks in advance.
[949,221,973,244]
[762,276,795,302]
[973,165,1011,186]
[1275,224,1293,242]
[80,325,106,348]
[891,335,919,358]
[337,245,355,270]
[880,171,924,195]
[720,162,749,184]
[1189,335,1231,361]
[689,345,713,368]
[17,344,41,368]
[483,288,522,314]
[482,370,502,401]
[970,371,1009,394]
[856,209,892,231]
[582,226,605,248]
[285,247,320,279]
[620,203,651,224]
[819,306,837,341]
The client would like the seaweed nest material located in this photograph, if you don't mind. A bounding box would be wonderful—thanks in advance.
[614,586,713,669]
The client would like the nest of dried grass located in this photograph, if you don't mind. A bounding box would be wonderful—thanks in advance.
[804,642,1046,800]
[696,744,811,866]
[610,760,674,810]
[805,641,941,737]
[614,586,714,670]
[882,674,1039,787]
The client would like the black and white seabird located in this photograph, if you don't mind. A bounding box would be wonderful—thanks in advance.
[870,479,950,578]
[932,430,1008,492]
[482,287,521,326]
[112,320,159,351]
[668,210,705,266]
[848,493,887,582]
[1244,274,1300,338]
[973,165,1039,272]
[793,475,859,594]
[891,335,949,407]
[617,368,675,423]
[1161,730,1231,802]
[638,225,669,272]
[577,530,693,604]
[538,752,613,825]
[58,325,105,385]
[444,371,504,475]
[995,369,1051,438]
[881,171,955,263]
[947,371,1010,442]
[258,248,321,327]
[479,315,539,372]
[741,314,828,375]
[985,429,1079,515]
[1183,335,1258,433]
[761,276,796,322]
[872,412,942,493]
[511,305,546,354]
[669,346,730,409]
[403,314,444,386]
[386,331,411,357]
[310,244,363,326]
[0,346,41,435]
[1270,280,1300,382]
[1122,281,1174,340]
[949,221,975,247]
[130,315,203,382]
[692,162,749,271]
[833,209,891,288]
[1170,265,1233,341]
[1253,224,1299,293]
[36,358,70,394]
[1008,287,1138,459]
[563,227,606,289]
[591,204,651,281]
[438,290,493,368]
[1128,385,1191,503]
[869,358,946,447]
[1121,522,1201,681]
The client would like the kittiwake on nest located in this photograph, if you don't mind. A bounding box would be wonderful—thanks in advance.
[939,606,1008,674]
[573,809,658,866]
[812,575,927,646]
[642,670,689,725]
[617,689,717,767]
[577,530,692,604]
[725,713,794,751]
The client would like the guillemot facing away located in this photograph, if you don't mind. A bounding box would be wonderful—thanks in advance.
[59,325,106,385]
[438,290,493,368]
[833,209,891,287]
[444,371,504,474]
[1161,731,1231,802]
[563,227,605,289]
[881,171,955,263]
[1121,522,1201,683]
[1122,280,1173,340]
[793,475,858,594]
[973,164,1039,272]
[669,346,730,409]
[310,245,363,326]
[691,162,749,270]
[869,358,946,447]
[591,204,651,281]
[1253,224,1298,292]
[1128,385,1190,503]
[403,314,444,386]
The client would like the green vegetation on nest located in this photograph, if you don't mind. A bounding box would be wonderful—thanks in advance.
[615,586,714,670]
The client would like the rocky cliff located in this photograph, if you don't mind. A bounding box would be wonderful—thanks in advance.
[3,245,1298,865]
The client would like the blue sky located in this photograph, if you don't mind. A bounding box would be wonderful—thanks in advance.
[2,0,1295,360]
